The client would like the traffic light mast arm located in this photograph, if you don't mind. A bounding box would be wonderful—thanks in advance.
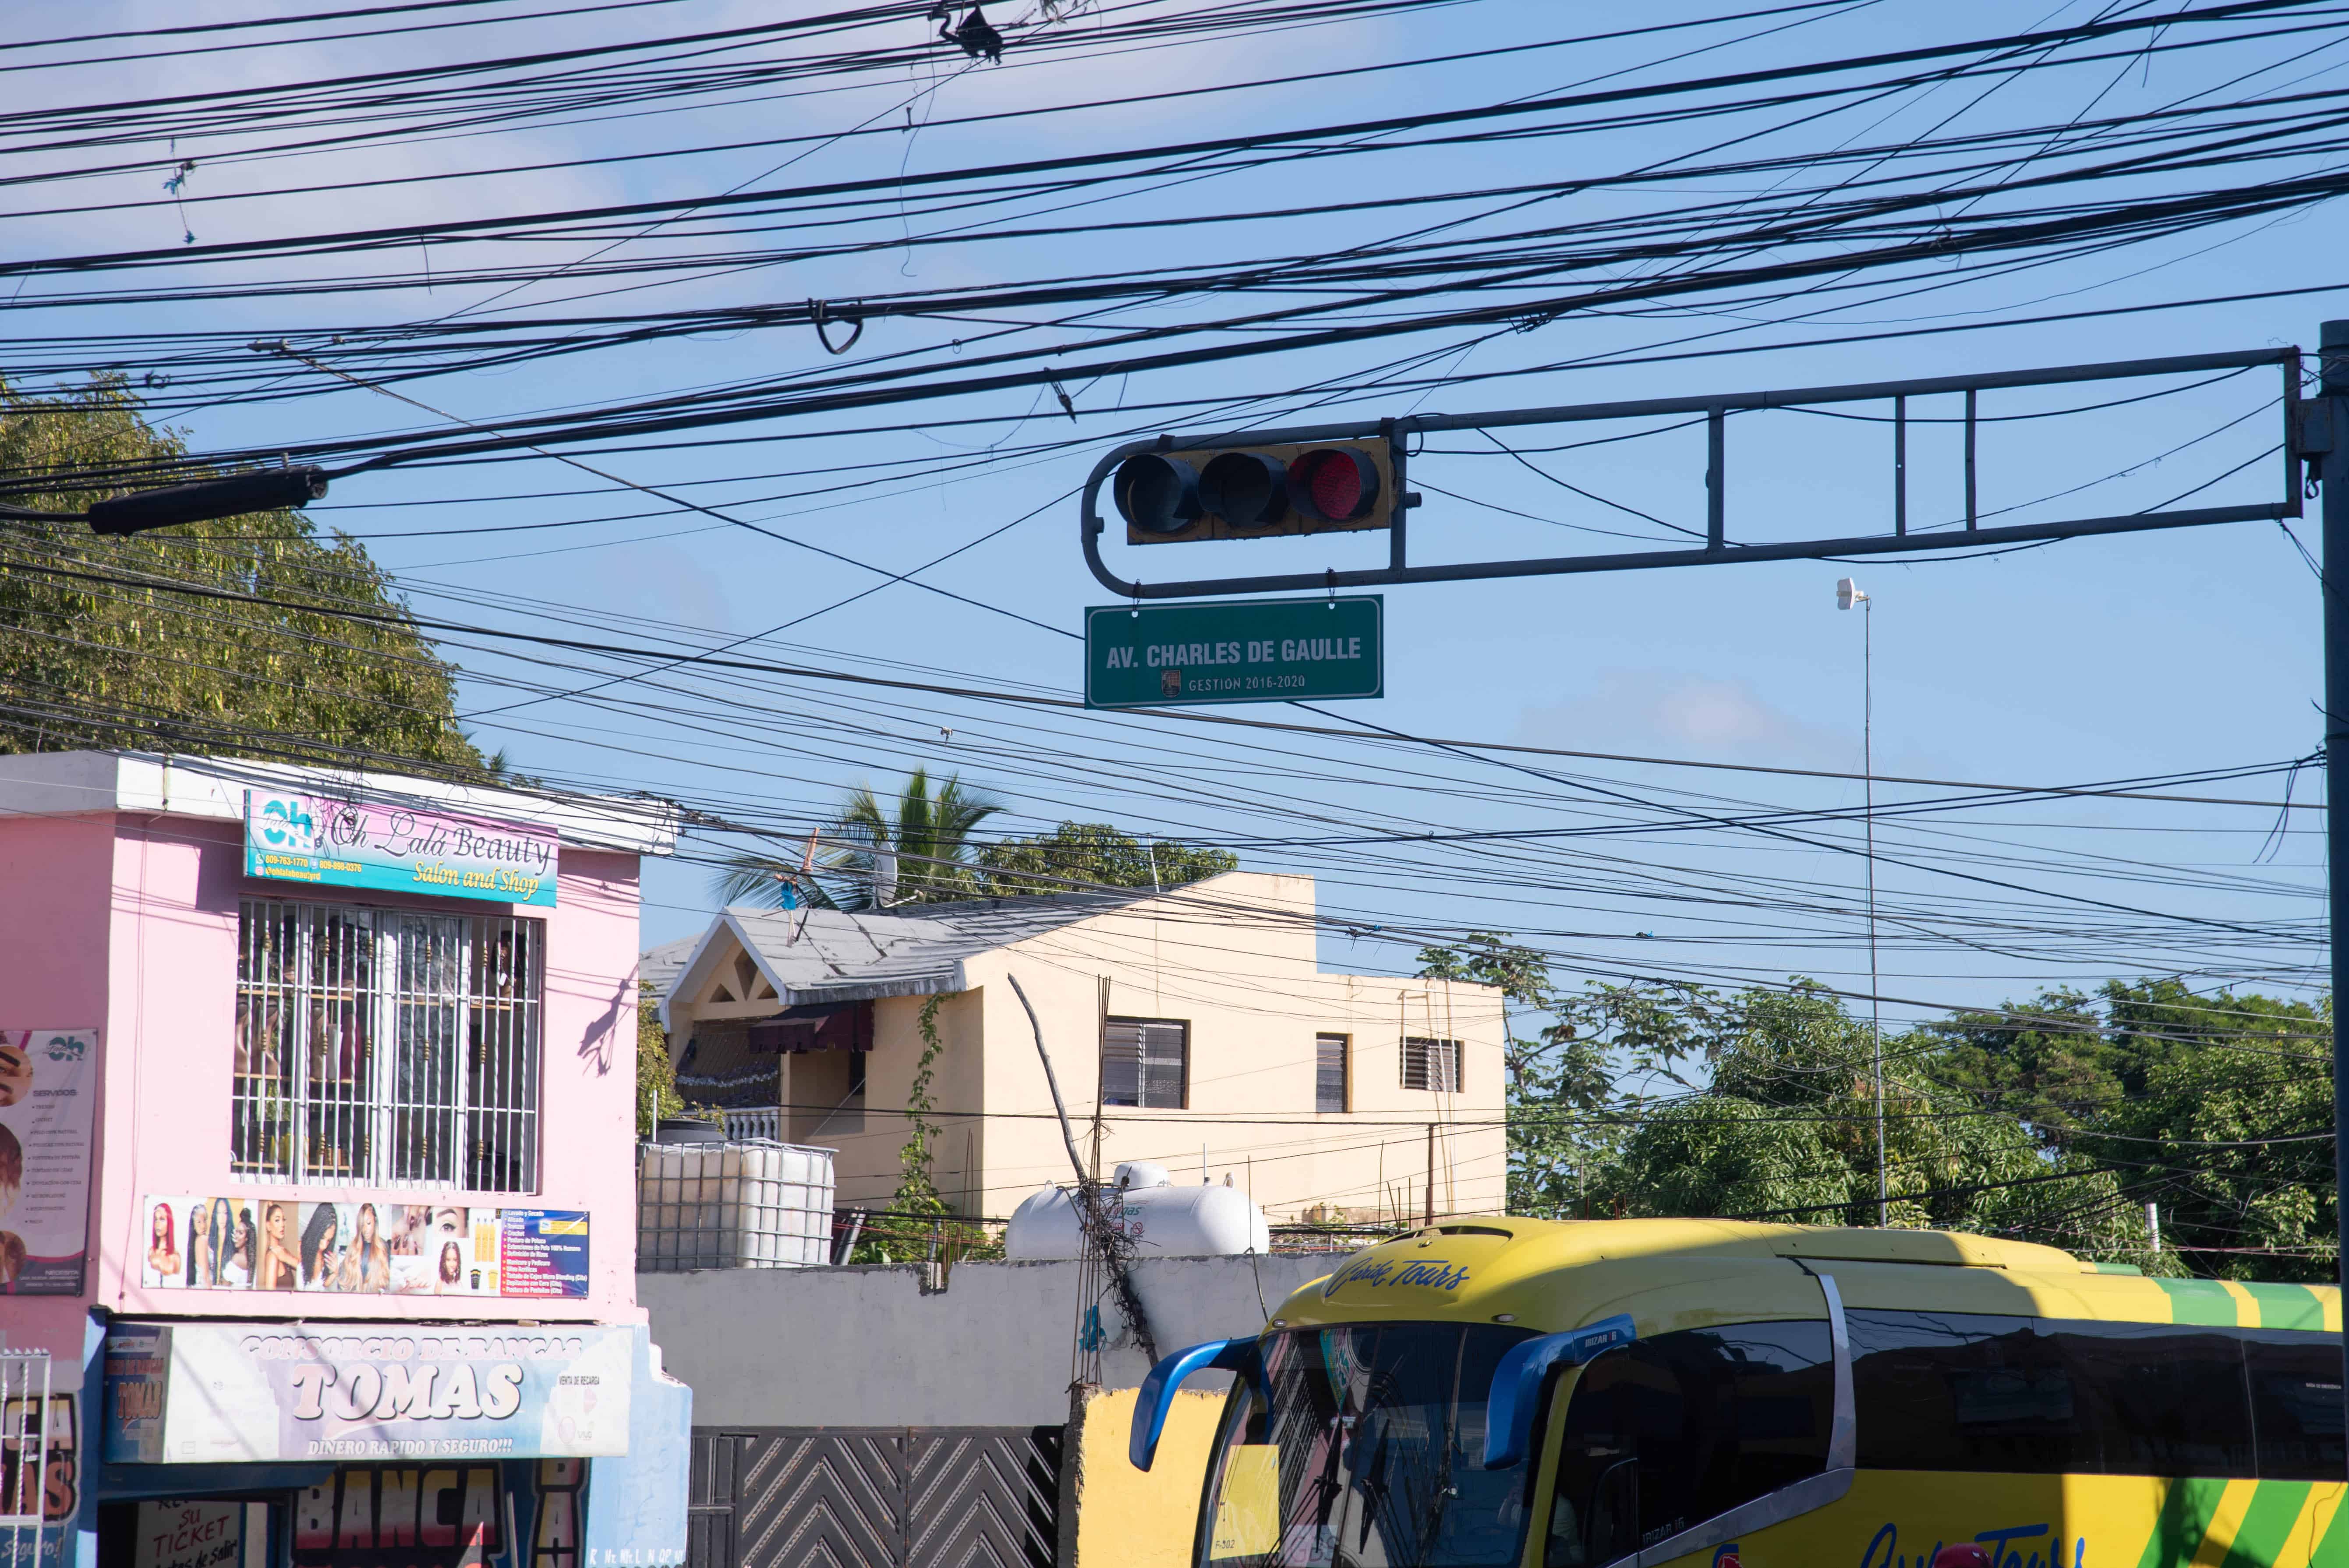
[1080,347,2301,601]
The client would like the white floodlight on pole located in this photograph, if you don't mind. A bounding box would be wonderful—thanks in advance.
[1837,578,1885,1227]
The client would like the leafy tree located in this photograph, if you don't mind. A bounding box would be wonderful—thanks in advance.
[0,376,483,770]
[1578,979,2152,1263]
[1944,980,2331,1279]
[975,821,1236,893]
[715,767,1004,910]
[1419,938,2317,1276]
[1417,933,1620,1217]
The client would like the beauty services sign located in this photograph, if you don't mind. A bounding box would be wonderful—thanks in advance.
[104,1323,630,1464]
[244,790,557,907]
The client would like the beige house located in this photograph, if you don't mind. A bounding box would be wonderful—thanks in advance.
[645,871,1506,1224]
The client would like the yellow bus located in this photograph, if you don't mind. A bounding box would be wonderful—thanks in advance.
[1127,1218,2347,1568]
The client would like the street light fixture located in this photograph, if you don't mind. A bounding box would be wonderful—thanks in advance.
[0,465,330,535]
[1836,577,1886,1228]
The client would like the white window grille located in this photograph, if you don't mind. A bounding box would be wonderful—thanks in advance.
[1101,1018,1188,1109]
[1316,1034,1349,1114]
[1401,1036,1461,1093]
[233,898,544,1192]
[0,1350,53,1567]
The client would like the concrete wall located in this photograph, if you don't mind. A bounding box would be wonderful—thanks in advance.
[638,1253,1334,1428]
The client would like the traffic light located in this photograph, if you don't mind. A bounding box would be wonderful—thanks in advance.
[1114,436,1396,545]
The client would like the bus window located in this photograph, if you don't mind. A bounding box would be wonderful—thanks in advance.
[1544,1320,1832,1567]
[1197,1323,1534,1568]
[1847,1311,2257,1476]
[2243,1330,2345,1480]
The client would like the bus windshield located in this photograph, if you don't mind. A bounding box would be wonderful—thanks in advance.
[1198,1323,1534,1568]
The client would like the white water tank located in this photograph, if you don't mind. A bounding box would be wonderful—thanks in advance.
[637,1138,837,1270]
[1005,1163,1271,1260]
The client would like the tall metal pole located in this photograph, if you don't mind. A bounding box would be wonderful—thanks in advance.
[2322,319,2349,1461]
[1866,595,1886,1228]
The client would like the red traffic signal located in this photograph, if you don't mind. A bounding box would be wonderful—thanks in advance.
[1289,446,1379,523]
[1117,437,1395,545]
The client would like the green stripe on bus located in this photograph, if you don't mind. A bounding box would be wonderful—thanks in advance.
[2242,1283,2327,1331]
[2138,1477,2232,1568]
[2153,1277,2239,1325]
[2222,1481,2312,1568]
[2312,1488,2349,1568]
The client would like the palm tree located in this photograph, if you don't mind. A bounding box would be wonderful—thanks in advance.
[713,768,1005,912]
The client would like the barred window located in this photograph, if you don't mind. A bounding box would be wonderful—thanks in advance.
[1401,1036,1461,1093]
[1102,1017,1188,1109]
[233,898,544,1192]
[1316,1034,1349,1114]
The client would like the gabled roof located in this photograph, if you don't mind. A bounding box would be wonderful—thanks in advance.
[638,932,700,1000]
[654,884,1174,1028]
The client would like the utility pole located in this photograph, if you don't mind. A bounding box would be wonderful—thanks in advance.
[1866,589,1885,1228]
[1840,577,1886,1226]
[2321,319,2349,1463]
[1424,1122,1436,1227]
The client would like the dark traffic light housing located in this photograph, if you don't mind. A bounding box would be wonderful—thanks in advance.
[1117,436,1394,545]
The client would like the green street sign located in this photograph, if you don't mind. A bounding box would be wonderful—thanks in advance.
[1085,595,1383,708]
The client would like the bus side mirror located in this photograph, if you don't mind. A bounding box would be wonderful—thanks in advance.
[1131,1337,1262,1472]
[1480,1315,1638,1470]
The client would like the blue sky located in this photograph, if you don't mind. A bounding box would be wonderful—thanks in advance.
[4,0,2331,1026]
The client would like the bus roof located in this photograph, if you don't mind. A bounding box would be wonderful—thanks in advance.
[1269,1216,2340,1339]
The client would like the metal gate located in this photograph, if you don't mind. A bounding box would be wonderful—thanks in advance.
[690,1428,1060,1568]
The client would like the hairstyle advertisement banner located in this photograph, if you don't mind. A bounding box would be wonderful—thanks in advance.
[103,1323,631,1464]
[243,790,558,908]
[139,1198,587,1299]
[0,1027,99,1295]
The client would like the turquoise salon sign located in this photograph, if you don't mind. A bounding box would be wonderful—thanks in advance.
[244,790,558,907]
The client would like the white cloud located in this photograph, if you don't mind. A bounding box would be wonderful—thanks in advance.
[1514,668,1858,772]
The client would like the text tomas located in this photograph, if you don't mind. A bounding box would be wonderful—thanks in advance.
[295,1466,503,1563]
[290,1362,526,1423]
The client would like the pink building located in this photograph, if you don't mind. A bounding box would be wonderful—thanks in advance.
[0,751,686,1568]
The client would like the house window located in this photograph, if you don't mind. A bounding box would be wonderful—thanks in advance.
[1316,1034,1349,1114]
[1102,1017,1188,1109]
[1401,1037,1461,1093]
[233,898,544,1191]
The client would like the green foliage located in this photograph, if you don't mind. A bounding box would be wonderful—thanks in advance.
[1613,1097,1851,1221]
[975,821,1237,893]
[0,377,484,769]
[1417,934,1609,1216]
[850,993,998,1265]
[1440,943,2289,1270]
[1935,980,2331,1279]
[636,999,683,1140]
[715,768,1003,910]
